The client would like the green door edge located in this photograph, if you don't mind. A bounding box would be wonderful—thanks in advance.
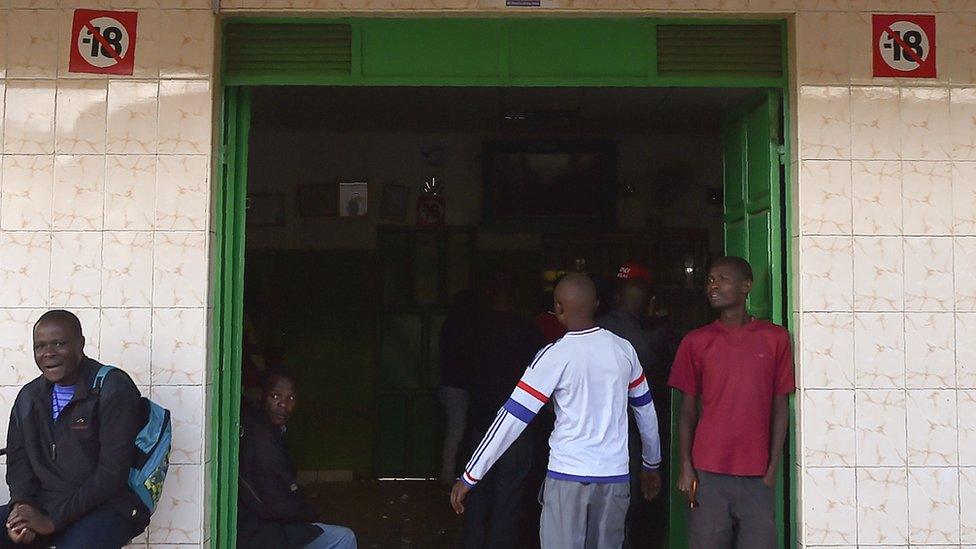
[211,16,795,549]
[210,86,250,549]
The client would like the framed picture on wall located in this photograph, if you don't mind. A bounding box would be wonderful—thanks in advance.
[297,182,339,218]
[339,182,368,217]
[380,184,410,222]
[246,193,286,227]
[483,140,617,228]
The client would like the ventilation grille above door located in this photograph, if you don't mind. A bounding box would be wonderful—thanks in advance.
[656,24,782,78]
[224,23,352,80]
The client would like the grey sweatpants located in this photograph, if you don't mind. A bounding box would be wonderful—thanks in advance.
[688,470,777,549]
[539,478,630,549]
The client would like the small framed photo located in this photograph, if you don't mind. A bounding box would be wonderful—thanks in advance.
[339,182,368,217]
[297,183,339,218]
[246,193,286,227]
[380,184,410,222]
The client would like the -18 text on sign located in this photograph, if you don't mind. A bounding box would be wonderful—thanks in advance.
[69,9,138,75]
[872,14,936,78]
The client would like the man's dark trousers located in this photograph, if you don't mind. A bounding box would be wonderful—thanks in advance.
[461,433,533,549]
[687,470,777,549]
[0,504,143,549]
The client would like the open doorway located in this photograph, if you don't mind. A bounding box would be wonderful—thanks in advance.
[236,84,778,548]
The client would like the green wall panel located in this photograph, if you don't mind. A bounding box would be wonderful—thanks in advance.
[361,19,504,77]
[223,18,787,88]
[507,20,652,77]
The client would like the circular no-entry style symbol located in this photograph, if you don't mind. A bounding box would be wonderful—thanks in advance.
[77,16,130,68]
[872,14,936,79]
[878,20,929,72]
[68,9,138,76]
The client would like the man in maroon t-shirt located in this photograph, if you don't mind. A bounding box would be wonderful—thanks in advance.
[668,256,794,549]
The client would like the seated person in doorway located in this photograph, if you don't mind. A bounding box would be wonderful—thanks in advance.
[238,371,357,549]
[452,274,662,549]
[669,256,794,549]
[597,263,672,549]
[459,272,544,549]
[2,310,148,548]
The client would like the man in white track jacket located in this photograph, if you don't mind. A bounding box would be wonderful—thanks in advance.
[450,273,662,549]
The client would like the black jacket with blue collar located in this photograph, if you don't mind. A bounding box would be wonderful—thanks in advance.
[6,357,147,531]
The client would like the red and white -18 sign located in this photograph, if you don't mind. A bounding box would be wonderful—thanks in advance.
[872,14,936,78]
[69,9,138,75]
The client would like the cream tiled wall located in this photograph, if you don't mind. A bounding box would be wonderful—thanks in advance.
[0,3,213,548]
[1,1,974,548]
[793,6,976,548]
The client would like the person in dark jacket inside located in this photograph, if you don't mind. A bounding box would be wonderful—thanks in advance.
[459,271,544,549]
[1,309,147,548]
[238,371,356,549]
[598,265,677,549]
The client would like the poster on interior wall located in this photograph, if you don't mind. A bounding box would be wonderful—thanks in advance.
[339,183,368,217]
[297,183,339,218]
[68,9,138,75]
[872,14,936,78]
[380,184,410,222]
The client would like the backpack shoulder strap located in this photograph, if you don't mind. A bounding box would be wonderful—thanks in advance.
[92,365,117,395]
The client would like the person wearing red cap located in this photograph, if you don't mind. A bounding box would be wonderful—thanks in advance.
[616,262,652,285]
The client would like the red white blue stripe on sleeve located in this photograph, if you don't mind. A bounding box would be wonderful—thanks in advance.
[461,380,550,486]
[461,471,479,487]
[628,373,653,407]
[503,381,549,423]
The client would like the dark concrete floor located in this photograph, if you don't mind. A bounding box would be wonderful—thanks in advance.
[305,478,667,549]
[305,480,465,549]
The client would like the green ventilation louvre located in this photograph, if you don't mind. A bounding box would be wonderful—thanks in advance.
[224,23,352,81]
[656,24,782,78]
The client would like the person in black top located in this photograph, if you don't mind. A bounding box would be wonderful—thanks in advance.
[238,371,357,549]
[438,289,484,484]
[598,276,672,386]
[2,310,146,548]
[460,272,544,549]
[598,268,677,549]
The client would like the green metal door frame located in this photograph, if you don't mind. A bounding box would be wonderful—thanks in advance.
[212,16,795,549]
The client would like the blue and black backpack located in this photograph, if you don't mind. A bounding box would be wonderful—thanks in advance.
[92,365,173,515]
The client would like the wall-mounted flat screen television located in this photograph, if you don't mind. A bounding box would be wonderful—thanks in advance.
[483,140,617,223]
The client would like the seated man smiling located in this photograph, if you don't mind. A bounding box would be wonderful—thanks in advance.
[2,310,147,548]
